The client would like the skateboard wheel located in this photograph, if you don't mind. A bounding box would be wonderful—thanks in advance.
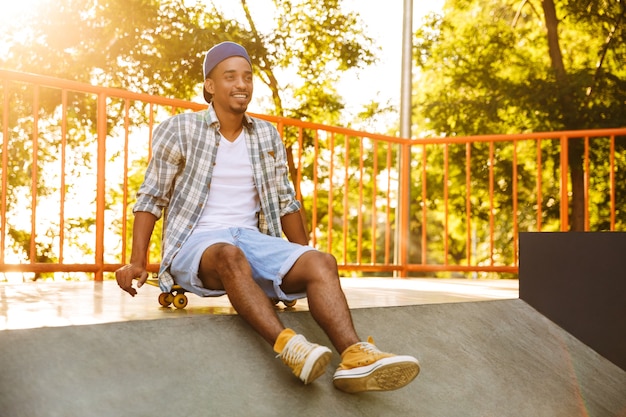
[283,300,297,308]
[158,292,173,307]
[173,293,188,309]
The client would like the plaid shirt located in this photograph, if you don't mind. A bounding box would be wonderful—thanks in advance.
[133,105,301,292]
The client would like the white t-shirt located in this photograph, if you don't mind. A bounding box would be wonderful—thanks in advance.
[193,131,260,232]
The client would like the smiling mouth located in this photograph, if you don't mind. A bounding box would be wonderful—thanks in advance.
[232,92,249,99]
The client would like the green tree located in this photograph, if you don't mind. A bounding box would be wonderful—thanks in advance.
[0,0,378,273]
[412,0,625,259]
[540,0,626,230]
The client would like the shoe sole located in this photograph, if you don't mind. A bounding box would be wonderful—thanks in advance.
[301,348,332,384]
[333,356,420,393]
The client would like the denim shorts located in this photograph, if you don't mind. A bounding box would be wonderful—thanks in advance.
[170,227,315,301]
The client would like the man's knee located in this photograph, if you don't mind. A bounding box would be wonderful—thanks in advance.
[200,243,249,288]
[213,244,250,275]
[213,243,245,263]
[317,251,338,272]
[299,251,339,278]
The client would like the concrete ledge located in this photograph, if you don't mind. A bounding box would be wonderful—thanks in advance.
[1,300,625,417]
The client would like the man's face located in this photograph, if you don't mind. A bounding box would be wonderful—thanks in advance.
[204,56,253,114]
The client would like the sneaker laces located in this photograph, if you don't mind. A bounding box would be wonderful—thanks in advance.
[356,336,382,354]
[277,334,314,366]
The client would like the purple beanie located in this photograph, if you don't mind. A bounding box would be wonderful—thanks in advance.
[202,42,252,103]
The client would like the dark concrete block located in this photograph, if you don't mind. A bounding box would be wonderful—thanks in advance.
[519,232,626,371]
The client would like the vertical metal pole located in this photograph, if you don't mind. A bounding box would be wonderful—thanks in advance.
[395,0,413,276]
[400,0,414,137]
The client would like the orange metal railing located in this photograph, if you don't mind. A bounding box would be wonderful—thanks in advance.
[1,69,625,281]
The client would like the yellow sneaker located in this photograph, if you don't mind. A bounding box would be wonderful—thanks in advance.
[333,337,420,393]
[274,328,332,384]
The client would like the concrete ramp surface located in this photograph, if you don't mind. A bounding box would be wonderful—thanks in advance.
[0,299,625,417]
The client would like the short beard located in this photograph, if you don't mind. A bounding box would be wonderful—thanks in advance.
[229,102,249,114]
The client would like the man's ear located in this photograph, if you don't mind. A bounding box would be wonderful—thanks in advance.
[204,78,214,95]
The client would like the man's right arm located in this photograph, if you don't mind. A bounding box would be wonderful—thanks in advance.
[115,211,158,296]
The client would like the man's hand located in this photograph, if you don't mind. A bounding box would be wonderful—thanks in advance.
[117,211,158,296]
[115,264,149,297]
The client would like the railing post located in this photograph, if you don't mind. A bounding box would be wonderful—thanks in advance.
[95,92,107,281]
[0,79,9,264]
[399,142,411,276]
[610,135,616,231]
[30,86,39,266]
[560,135,569,231]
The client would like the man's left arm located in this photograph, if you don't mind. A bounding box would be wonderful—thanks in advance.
[281,211,309,246]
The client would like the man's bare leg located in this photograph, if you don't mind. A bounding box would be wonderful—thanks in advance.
[198,243,418,392]
[199,243,357,352]
[281,251,360,354]
[282,252,420,393]
[199,243,334,384]
[198,243,284,345]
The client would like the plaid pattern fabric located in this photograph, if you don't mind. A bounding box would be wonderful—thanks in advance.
[133,105,301,292]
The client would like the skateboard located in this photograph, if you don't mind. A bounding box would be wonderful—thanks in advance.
[143,278,296,310]
[144,278,189,309]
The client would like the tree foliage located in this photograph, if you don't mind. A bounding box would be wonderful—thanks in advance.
[415,0,626,135]
[412,0,625,255]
